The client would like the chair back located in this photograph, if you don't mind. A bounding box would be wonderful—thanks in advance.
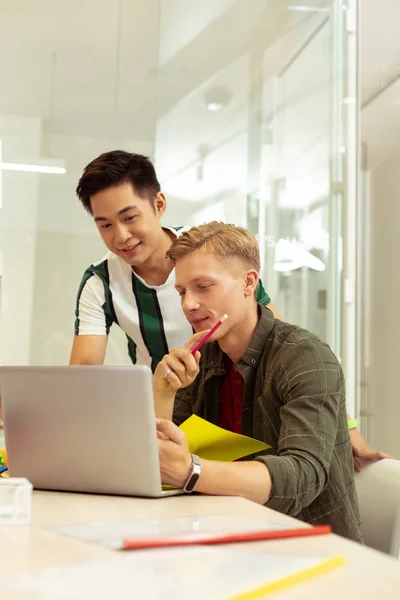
[355,459,400,558]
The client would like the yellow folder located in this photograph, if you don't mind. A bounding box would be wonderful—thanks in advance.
[179,415,270,461]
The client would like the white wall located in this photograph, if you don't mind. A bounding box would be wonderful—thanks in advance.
[367,152,400,458]
[0,115,41,365]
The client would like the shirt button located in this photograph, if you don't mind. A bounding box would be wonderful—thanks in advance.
[234,398,240,404]
[209,361,214,366]
[251,359,256,365]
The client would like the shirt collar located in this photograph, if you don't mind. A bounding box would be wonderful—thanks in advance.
[204,305,275,371]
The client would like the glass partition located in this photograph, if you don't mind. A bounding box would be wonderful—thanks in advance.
[257,1,357,357]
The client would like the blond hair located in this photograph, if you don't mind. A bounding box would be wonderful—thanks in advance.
[166,221,260,273]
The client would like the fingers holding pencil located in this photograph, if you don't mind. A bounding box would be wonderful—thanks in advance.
[154,342,202,394]
[183,330,211,354]
[159,329,211,391]
[153,315,228,395]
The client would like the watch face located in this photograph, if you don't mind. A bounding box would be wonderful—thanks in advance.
[185,471,200,493]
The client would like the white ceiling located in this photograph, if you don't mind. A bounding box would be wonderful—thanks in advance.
[0,0,161,141]
[0,1,326,141]
[0,0,398,207]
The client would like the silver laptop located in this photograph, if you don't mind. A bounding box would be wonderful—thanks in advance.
[0,365,182,497]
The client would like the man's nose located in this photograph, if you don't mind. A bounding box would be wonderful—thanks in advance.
[114,224,132,244]
[182,292,200,312]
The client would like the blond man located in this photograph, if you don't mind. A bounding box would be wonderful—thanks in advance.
[153,221,362,541]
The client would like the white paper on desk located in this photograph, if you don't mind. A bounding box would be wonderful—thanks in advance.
[47,514,294,549]
[0,547,334,600]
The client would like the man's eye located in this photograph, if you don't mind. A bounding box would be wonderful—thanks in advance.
[178,291,185,297]
[125,215,137,222]
[101,223,111,229]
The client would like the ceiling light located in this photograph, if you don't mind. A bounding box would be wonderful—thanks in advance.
[206,102,224,112]
[288,5,330,12]
[275,256,325,272]
[274,238,326,272]
[0,154,66,175]
[204,87,232,112]
[0,140,66,208]
[0,162,66,175]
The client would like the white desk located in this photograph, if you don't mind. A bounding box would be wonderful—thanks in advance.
[1,491,399,599]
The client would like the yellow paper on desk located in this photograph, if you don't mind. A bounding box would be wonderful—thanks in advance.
[179,415,270,461]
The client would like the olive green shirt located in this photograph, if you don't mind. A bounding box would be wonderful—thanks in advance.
[173,305,362,542]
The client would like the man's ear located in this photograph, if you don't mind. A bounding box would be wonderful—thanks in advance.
[244,269,259,297]
[154,192,167,217]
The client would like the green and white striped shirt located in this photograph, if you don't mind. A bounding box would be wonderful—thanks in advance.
[74,227,271,371]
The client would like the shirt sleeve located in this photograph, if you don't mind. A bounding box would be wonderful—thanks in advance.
[255,338,344,517]
[74,273,111,336]
[256,279,271,306]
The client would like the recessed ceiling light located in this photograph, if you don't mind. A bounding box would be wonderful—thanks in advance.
[204,87,232,112]
[206,102,224,112]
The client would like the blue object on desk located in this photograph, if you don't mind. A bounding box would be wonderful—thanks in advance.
[0,466,8,474]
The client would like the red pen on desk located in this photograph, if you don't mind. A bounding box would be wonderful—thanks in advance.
[191,314,228,355]
[118,524,332,551]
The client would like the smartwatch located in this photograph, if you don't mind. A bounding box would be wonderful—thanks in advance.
[183,454,202,493]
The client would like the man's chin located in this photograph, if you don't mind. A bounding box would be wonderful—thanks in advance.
[119,248,147,266]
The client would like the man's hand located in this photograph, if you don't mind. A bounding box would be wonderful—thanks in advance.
[153,330,209,396]
[350,428,393,472]
[153,330,207,420]
[156,419,192,488]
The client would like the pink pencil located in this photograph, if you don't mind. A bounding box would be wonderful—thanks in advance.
[191,314,228,355]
